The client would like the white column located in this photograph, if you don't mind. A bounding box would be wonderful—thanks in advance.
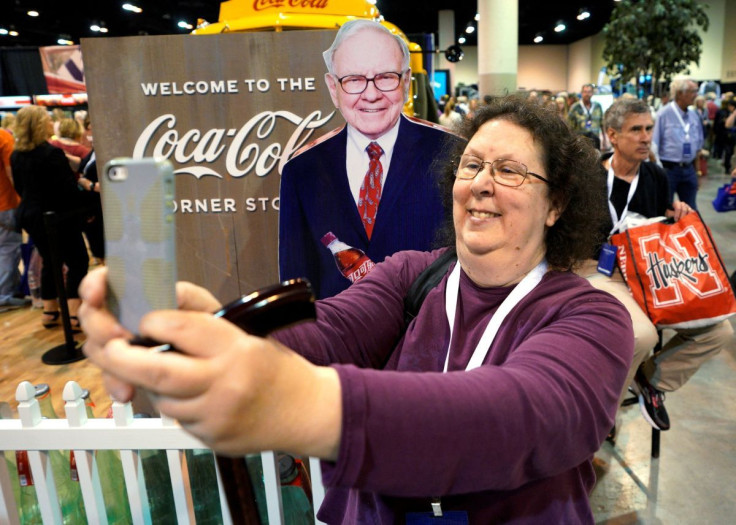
[477,0,518,97]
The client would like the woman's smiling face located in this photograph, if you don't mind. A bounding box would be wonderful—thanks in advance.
[452,118,560,284]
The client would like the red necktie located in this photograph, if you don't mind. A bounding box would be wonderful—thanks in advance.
[358,142,383,239]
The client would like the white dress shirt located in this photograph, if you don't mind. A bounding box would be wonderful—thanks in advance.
[345,117,401,204]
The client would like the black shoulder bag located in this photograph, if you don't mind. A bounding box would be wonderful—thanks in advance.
[403,248,457,326]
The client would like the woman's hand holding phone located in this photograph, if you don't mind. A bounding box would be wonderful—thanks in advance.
[79,270,342,459]
[78,267,221,402]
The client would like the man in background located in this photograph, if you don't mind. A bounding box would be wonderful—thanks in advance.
[567,83,603,148]
[705,92,719,150]
[0,126,28,309]
[652,77,703,209]
[279,20,460,299]
[582,98,733,433]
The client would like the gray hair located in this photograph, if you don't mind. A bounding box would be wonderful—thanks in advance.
[670,76,695,99]
[604,98,651,132]
[322,19,410,75]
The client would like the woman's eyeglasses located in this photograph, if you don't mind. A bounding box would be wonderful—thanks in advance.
[455,155,550,187]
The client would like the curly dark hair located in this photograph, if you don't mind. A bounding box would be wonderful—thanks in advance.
[437,95,608,271]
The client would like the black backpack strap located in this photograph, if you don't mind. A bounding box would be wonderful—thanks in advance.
[403,248,458,326]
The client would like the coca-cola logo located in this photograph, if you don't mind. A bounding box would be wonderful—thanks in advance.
[347,259,375,283]
[641,226,725,307]
[132,110,335,179]
[253,0,329,11]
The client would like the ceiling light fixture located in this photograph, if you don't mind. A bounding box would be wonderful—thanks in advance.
[122,3,143,14]
[554,21,566,33]
[458,36,466,44]
[27,11,39,17]
[57,38,73,45]
[9,30,18,37]
[178,21,193,30]
[465,25,475,34]
[534,33,544,44]
[474,13,480,21]
[577,9,590,21]
[0,29,7,35]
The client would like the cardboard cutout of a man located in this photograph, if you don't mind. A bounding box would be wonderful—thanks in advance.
[278,20,462,299]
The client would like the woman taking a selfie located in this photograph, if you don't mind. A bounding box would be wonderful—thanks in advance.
[80,97,632,523]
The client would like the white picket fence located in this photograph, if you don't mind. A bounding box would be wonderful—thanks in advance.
[0,380,325,524]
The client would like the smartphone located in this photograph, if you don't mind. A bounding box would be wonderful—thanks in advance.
[102,158,176,335]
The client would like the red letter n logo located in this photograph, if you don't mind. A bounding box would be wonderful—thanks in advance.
[639,224,724,308]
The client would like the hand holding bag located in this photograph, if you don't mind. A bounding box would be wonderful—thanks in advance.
[712,180,736,212]
[610,211,736,329]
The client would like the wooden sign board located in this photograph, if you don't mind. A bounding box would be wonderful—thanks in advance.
[82,31,341,301]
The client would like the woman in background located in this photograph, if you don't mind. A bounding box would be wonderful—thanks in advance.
[439,97,462,128]
[49,117,91,173]
[1,113,16,135]
[555,95,570,121]
[11,105,88,329]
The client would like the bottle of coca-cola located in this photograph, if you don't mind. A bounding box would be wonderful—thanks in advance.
[278,453,314,524]
[84,391,134,524]
[320,232,375,284]
[15,383,87,524]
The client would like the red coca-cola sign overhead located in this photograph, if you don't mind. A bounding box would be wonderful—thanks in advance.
[253,0,330,10]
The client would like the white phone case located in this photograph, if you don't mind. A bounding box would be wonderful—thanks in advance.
[102,158,176,334]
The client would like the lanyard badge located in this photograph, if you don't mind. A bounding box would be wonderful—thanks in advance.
[606,156,639,236]
[406,511,469,524]
[597,243,618,276]
[670,103,693,158]
[444,260,547,373]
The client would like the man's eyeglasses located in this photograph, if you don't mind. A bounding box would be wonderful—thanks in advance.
[455,155,550,187]
[336,71,405,95]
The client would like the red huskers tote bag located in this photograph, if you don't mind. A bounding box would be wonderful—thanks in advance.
[610,212,736,329]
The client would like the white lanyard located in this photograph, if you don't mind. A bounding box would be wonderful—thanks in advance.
[583,102,593,119]
[606,155,639,235]
[443,260,548,373]
[670,102,691,139]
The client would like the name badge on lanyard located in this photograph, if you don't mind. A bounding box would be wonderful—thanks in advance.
[426,261,547,523]
[602,156,639,276]
[406,511,469,524]
[584,105,593,129]
[606,156,639,234]
[443,260,548,373]
[671,103,692,158]
[597,243,618,276]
